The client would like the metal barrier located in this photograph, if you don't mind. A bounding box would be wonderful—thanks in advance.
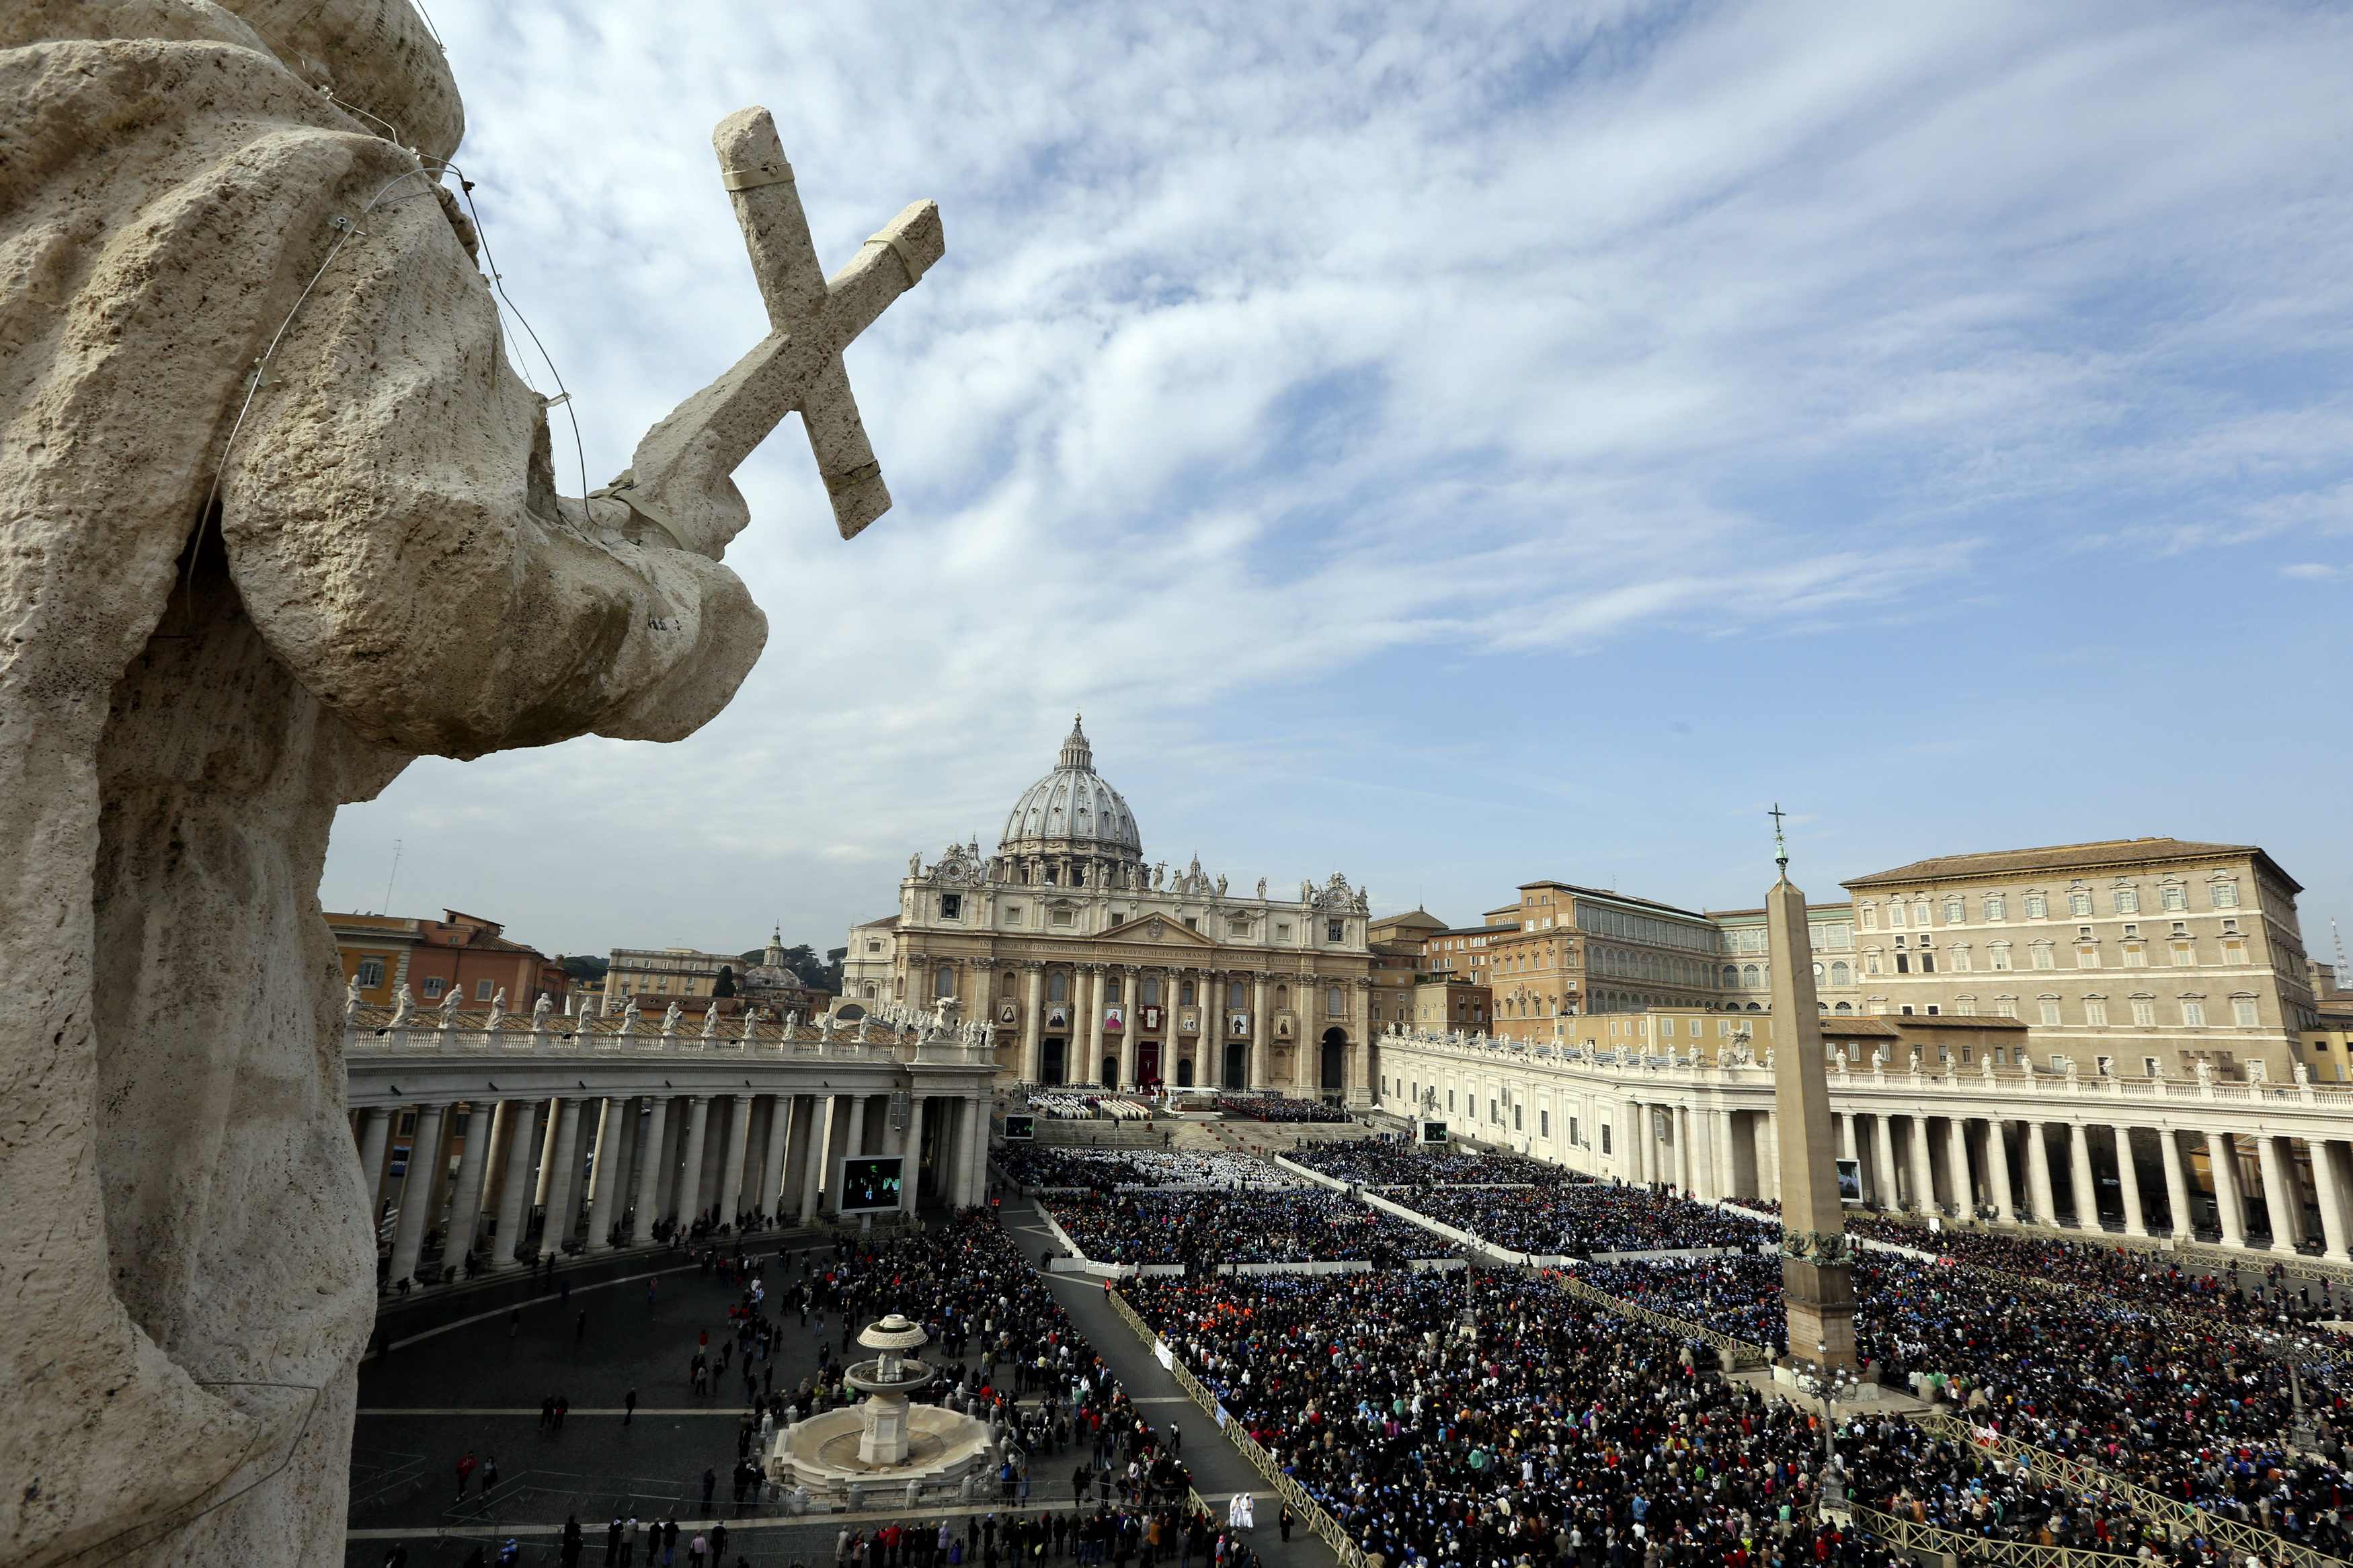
[1543,1268,1775,1370]
[1847,1501,2143,1567]
[1909,1411,2347,1568]
[1103,1289,1366,1567]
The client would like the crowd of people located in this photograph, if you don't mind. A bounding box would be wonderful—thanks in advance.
[1285,1137,1578,1188]
[1567,1247,2353,1557]
[1121,1267,2176,1568]
[996,1147,1295,1192]
[1044,1189,1451,1266]
[1212,1094,1347,1124]
[1391,1180,1776,1257]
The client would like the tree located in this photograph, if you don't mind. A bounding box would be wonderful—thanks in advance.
[713,965,736,998]
[560,954,608,985]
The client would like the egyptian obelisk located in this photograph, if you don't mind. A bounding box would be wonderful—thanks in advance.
[1766,807,1858,1369]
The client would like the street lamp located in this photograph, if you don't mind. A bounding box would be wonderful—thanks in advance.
[1794,1339,1853,1518]
[2278,1322,2321,1454]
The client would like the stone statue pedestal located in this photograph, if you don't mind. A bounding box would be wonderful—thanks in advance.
[769,1312,992,1509]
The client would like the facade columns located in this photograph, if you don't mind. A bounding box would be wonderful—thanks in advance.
[1909,1115,1938,1214]
[1020,966,1044,1083]
[655,1096,688,1219]
[584,1098,628,1251]
[964,1095,991,1205]
[2309,1139,2352,1265]
[2208,1131,2248,1249]
[779,1095,817,1221]
[1986,1119,2017,1225]
[817,1092,856,1216]
[900,1094,928,1214]
[631,1096,672,1243]
[1759,1111,1781,1204]
[676,1095,713,1227]
[2026,1122,2057,1225]
[2114,1128,2148,1238]
[2256,1134,2303,1254]
[1872,1114,1899,1210]
[355,1108,392,1218]
[2066,1122,2099,1231]
[2158,1127,2193,1239]
[1624,1101,1644,1182]
[1118,968,1138,1087]
[1838,1112,1858,1163]
[1249,974,1270,1090]
[541,1098,586,1254]
[442,1102,496,1267]
[490,1099,543,1268]
[1082,967,1106,1084]
[719,1092,754,1224]
[386,1102,446,1286]
[1200,971,1224,1090]
[799,1094,838,1223]
[1946,1116,1973,1217]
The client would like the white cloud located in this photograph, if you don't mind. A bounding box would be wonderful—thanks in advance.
[319,0,2353,954]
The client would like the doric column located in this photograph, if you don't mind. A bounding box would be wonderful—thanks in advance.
[1873,1114,1900,1211]
[2310,1139,2352,1264]
[2025,1122,2057,1225]
[630,1096,672,1243]
[442,1102,497,1266]
[355,1107,392,1217]
[1020,964,1044,1082]
[654,1096,688,1219]
[694,1097,728,1220]
[2159,1127,2194,1239]
[1200,969,1224,1089]
[386,1102,445,1286]
[1838,1112,1858,1163]
[719,1091,754,1225]
[758,1094,793,1223]
[2207,1131,2248,1249]
[584,1098,629,1251]
[1986,1120,2017,1224]
[778,1095,817,1222]
[2066,1122,2099,1231]
[1759,1111,1781,1204]
[1712,1108,1735,1200]
[2115,1127,2147,1237]
[675,1095,713,1227]
[900,1094,927,1214]
[490,1099,543,1269]
[1623,1100,1643,1182]
[817,1092,856,1216]
[540,1098,586,1254]
[1944,1116,1972,1216]
[533,1096,563,1208]
[1909,1116,1938,1214]
[799,1094,837,1223]
[2256,1134,2302,1255]
[965,1095,991,1204]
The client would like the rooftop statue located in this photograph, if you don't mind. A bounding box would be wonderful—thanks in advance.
[0,5,940,1562]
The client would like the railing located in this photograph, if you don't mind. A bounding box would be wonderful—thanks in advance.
[342,1016,997,1069]
[1847,1501,2141,1568]
[1545,1267,1775,1370]
[1908,1411,2345,1568]
[1103,1290,1365,1568]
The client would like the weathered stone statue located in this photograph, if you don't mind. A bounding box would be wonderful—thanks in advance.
[1,5,939,1564]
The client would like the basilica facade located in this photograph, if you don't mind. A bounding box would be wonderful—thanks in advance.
[840,718,1377,1100]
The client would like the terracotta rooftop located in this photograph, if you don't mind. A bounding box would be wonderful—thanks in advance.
[1844,837,2295,893]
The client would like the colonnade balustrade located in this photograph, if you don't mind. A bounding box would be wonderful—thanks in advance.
[1385,1026,2353,1269]
[344,1005,996,1291]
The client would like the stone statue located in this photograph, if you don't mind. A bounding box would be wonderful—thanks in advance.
[661,1001,684,1037]
[532,992,553,1032]
[437,985,463,1028]
[485,988,506,1032]
[2194,1058,2215,1088]
[910,852,924,876]
[1256,878,1267,899]
[618,1005,639,1038]
[2295,1061,2312,1086]
[1215,874,1228,897]
[702,1005,720,1039]
[344,975,360,1020]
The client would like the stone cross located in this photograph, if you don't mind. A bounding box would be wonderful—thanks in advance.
[614,108,945,552]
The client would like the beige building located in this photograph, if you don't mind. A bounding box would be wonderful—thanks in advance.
[1843,837,2314,1079]
[843,718,1378,1099]
[1412,977,1491,1029]
[1703,901,1862,1016]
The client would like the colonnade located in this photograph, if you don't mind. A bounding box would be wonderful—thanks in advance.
[1614,1093,2353,1262]
[355,1085,992,1289]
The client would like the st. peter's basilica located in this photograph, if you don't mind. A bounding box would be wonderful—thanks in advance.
[839,717,1377,1099]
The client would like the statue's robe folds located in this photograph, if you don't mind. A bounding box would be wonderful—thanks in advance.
[1,5,766,1562]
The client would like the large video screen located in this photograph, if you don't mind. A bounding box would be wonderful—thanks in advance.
[1419,1120,1448,1145]
[1835,1157,1864,1205]
[838,1155,906,1214]
[1002,1114,1036,1142]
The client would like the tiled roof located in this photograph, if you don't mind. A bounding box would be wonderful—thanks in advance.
[1845,837,2291,892]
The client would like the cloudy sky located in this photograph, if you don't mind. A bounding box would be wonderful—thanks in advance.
[319,1,2353,964]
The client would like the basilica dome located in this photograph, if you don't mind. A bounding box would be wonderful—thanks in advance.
[1000,715,1143,864]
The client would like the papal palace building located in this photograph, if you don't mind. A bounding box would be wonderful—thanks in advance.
[841,718,1379,1099]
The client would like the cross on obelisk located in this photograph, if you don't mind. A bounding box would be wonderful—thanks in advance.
[610,108,943,554]
[1765,811,1858,1370]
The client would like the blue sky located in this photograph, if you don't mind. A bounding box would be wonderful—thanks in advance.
[319,1,2353,965]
